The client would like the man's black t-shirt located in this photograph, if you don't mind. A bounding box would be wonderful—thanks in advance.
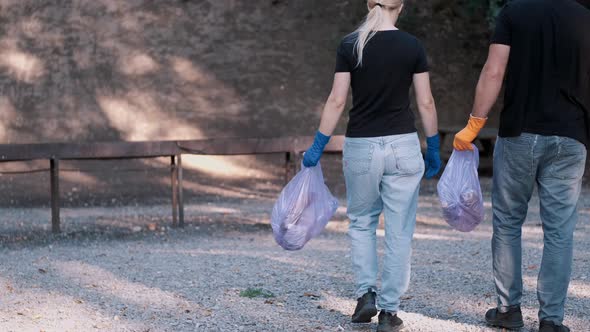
[491,0,590,146]
[335,31,429,138]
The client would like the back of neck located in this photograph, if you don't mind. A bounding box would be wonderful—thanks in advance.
[377,23,398,31]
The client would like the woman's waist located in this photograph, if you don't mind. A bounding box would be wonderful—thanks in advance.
[344,131,419,144]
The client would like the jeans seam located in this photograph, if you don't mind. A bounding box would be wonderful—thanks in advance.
[530,135,537,176]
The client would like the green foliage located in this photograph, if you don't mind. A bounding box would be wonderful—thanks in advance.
[239,288,275,299]
[466,0,507,27]
[487,0,507,26]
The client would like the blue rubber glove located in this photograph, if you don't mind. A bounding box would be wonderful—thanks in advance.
[302,131,331,167]
[424,134,442,179]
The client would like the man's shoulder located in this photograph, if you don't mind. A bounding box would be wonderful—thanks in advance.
[500,0,589,24]
[503,0,572,15]
[561,0,590,29]
[501,0,548,13]
[575,1,590,20]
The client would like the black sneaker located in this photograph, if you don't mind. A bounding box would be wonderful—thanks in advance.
[485,306,524,330]
[539,320,570,332]
[351,289,378,323]
[377,311,406,332]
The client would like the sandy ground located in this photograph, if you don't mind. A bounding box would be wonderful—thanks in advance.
[0,176,589,332]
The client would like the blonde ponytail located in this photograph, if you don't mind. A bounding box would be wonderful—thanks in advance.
[354,0,403,67]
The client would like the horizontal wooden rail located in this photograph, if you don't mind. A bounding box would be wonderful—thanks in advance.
[177,136,345,156]
[0,136,346,234]
[0,141,179,161]
[0,136,345,162]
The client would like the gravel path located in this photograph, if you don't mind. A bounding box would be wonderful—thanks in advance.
[0,178,589,332]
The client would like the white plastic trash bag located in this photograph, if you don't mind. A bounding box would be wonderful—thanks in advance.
[271,162,339,250]
[437,146,485,232]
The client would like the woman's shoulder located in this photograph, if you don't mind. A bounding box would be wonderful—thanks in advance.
[395,30,423,43]
[394,31,428,53]
[340,32,359,45]
[338,30,426,51]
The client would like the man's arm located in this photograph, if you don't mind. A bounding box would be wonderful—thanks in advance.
[472,44,511,118]
[453,44,510,151]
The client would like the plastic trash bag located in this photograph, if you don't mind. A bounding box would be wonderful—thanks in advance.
[271,162,339,250]
[437,146,485,232]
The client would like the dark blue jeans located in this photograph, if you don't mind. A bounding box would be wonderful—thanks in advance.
[492,134,586,324]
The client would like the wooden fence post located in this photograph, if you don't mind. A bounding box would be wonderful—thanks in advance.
[177,155,184,227]
[171,156,178,227]
[50,158,60,233]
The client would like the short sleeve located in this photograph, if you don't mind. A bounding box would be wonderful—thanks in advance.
[335,41,353,73]
[491,6,511,45]
[414,41,429,74]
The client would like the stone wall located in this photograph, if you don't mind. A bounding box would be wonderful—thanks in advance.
[0,0,494,144]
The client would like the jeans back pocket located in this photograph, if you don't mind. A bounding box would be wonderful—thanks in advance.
[549,137,587,180]
[343,141,374,176]
[392,143,423,175]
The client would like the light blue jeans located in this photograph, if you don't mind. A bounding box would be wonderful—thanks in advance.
[344,133,424,313]
[492,134,586,324]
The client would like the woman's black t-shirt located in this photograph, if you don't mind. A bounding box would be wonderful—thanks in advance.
[335,30,429,138]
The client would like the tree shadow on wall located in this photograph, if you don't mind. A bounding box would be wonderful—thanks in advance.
[0,0,497,228]
[0,0,362,209]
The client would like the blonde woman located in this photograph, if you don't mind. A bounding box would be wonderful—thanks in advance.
[303,1,440,331]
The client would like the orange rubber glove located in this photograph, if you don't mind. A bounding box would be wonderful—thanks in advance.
[453,115,487,151]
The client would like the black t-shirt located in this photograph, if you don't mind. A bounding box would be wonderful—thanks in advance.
[491,0,590,146]
[335,30,429,138]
